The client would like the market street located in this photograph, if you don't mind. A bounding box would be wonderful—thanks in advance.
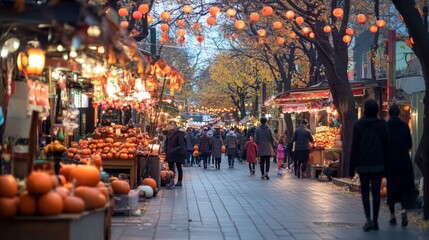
[112,159,429,240]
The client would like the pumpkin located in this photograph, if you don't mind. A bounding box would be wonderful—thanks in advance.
[193,145,199,150]
[71,142,78,148]
[27,171,52,195]
[0,175,18,198]
[75,186,102,210]
[128,154,134,159]
[221,145,226,153]
[128,148,136,154]
[113,142,121,147]
[95,193,107,208]
[93,155,102,170]
[111,180,130,194]
[67,152,75,158]
[101,154,107,159]
[0,197,18,218]
[103,147,110,152]
[63,196,85,213]
[69,165,100,187]
[38,192,63,216]
[18,192,37,216]
[128,137,137,143]
[56,186,70,201]
[98,186,109,200]
[193,150,199,157]
[142,178,157,192]
[107,153,113,159]
[120,153,128,160]
[109,177,119,183]
[105,138,114,143]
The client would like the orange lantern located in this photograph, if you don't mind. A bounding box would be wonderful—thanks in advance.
[250,12,260,22]
[17,47,46,75]
[161,11,171,21]
[177,19,185,27]
[258,38,265,45]
[120,21,129,28]
[132,11,142,19]
[285,10,295,20]
[196,35,205,43]
[232,33,238,40]
[183,5,193,14]
[192,23,201,31]
[333,8,344,18]
[323,25,332,33]
[138,4,149,14]
[277,37,285,45]
[376,19,386,28]
[227,8,237,18]
[160,38,167,45]
[295,16,304,25]
[206,17,216,26]
[410,37,414,44]
[160,23,169,32]
[209,6,220,17]
[147,15,153,24]
[342,35,352,43]
[356,14,366,24]
[345,27,354,35]
[369,25,378,33]
[234,20,246,30]
[257,29,266,37]
[118,8,128,17]
[309,32,315,39]
[177,36,185,44]
[161,32,169,39]
[302,27,311,35]
[290,32,297,38]
[273,21,283,30]
[261,6,273,16]
[177,29,186,37]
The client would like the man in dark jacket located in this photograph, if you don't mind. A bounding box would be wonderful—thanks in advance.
[184,128,196,166]
[198,128,211,169]
[164,121,186,189]
[291,119,314,178]
[350,99,388,232]
[254,117,275,180]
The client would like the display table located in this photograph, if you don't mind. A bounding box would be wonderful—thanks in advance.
[0,208,106,240]
[138,154,161,192]
[103,158,137,188]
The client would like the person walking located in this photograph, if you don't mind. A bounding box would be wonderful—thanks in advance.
[386,103,415,227]
[211,127,224,169]
[164,121,186,189]
[350,99,389,231]
[184,128,196,167]
[226,127,238,169]
[244,136,258,175]
[254,117,275,180]
[198,128,211,169]
[276,139,285,176]
[291,119,314,178]
[239,129,248,163]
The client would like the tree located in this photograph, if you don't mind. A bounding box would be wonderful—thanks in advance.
[391,0,429,220]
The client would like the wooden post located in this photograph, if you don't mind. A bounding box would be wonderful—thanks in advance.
[27,111,39,176]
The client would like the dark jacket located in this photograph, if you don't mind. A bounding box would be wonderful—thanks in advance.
[184,132,195,151]
[291,125,314,151]
[164,129,186,163]
[254,124,275,156]
[211,133,224,159]
[198,133,211,154]
[350,117,388,176]
[226,131,238,155]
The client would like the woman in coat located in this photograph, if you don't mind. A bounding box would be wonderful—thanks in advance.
[226,128,238,168]
[254,117,275,180]
[164,121,186,188]
[291,119,314,178]
[198,128,211,169]
[244,136,258,175]
[386,104,415,227]
[211,128,224,169]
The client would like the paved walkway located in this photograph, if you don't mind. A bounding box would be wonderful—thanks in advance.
[112,158,429,240]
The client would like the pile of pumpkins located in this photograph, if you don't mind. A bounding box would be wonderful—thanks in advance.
[137,178,157,198]
[0,165,110,219]
[160,170,175,187]
[43,140,67,154]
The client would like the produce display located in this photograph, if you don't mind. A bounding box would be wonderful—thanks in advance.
[312,126,341,149]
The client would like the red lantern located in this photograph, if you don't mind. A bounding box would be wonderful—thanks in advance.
[232,33,238,40]
[177,29,186,37]
[309,32,315,39]
[160,23,169,32]
[342,35,352,43]
[356,14,366,24]
[234,20,246,30]
[261,6,273,16]
[120,21,129,28]
[206,17,216,26]
[118,8,128,17]
[285,10,295,20]
[302,27,311,35]
[273,21,282,30]
[227,8,236,18]
[196,35,205,43]
[333,8,344,18]
[289,32,296,38]
[295,16,304,25]
[250,12,260,22]
[192,23,201,31]
[161,11,171,21]
[346,27,354,35]
[17,47,46,75]
[177,19,185,27]
[376,19,386,28]
[369,25,378,33]
[138,4,149,14]
[147,15,153,24]
[323,25,332,33]
[160,38,167,45]
[132,11,142,19]
[277,37,285,45]
[177,36,185,44]
[258,38,265,45]
[209,6,220,17]
[183,5,193,14]
[161,32,169,39]
[257,29,266,37]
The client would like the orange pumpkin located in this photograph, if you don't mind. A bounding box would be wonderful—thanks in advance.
[142,178,157,192]
[98,186,109,200]
[107,153,113,159]
[27,171,52,195]
[221,145,226,153]
[111,180,130,194]
[120,153,128,160]
[128,154,134,159]
[193,145,199,150]
[63,196,85,213]
[38,192,63,216]
[18,192,37,216]
[109,177,119,183]
[0,197,18,218]
[67,152,75,158]
[75,186,102,210]
[0,175,18,198]
[68,165,101,187]
[113,142,121,147]
[95,193,107,209]
[105,138,114,143]
[56,186,70,201]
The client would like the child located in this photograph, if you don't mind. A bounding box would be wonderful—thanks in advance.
[276,139,285,175]
[244,136,258,175]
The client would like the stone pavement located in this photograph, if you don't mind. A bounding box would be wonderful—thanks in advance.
[112,158,429,240]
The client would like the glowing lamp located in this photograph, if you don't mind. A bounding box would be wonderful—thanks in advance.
[183,5,193,14]
[177,29,186,37]
[17,47,46,75]
[133,11,142,19]
[232,33,238,40]
[227,8,237,17]
[309,32,315,38]
[177,36,185,44]
[376,19,386,28]
[302,27,311,35]
[356,14,366,24]
[234,20,246,30]
[177,19,185,27]
[342,35,352,43]
[138,4,149,14]
[323,25,332,33]
[250,12,260,22]
[161,11,171,21]
[285,10,295,20]
[118,8,128,17]
[209,6,220,17]
[196,35,205,43]
[345,27,354,35]
[257,29,266,37]
[120,21,129,28]
[333,8,344,18]
[295,16,304,25]
[206,17,216,26]
[258,39,264,45]
[369,25,378,33]
[261,6,273,16]
[273,21,283,30]
[147,15,153,24]
[160,23,169,32]
[277,37,285,45]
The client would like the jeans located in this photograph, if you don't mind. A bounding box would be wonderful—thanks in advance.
[228,155,234,167]
[168,162,183,182]
[359,172,383,222]
[259,156,271,175]
[215,158,221,169]
[248,162,255,173]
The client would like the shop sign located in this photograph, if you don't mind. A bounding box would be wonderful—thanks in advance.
[27,79,49,112]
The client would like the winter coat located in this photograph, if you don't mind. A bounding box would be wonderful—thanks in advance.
[245,141,258,163]
[292,126,314,151]
[276,144,285,159]
[198,133,211,154]
[386,116,415,205]
[226,131,238,156]
[164,129,186,163]
[184,132,195,151]
[211,134,224,159]
[254,124,275,157]
[350,117,388,176]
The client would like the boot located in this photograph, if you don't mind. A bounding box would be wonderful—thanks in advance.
[166,181,175,189]
[174,181,182,187]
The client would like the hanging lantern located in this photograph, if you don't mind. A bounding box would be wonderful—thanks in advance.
[138,4,149,14]
[232,33,238,40]
[261,6,273,16]
[323,25,332,33]
[342,35,352,43]
[177,36,185,44]
[234,20,246,30]
[160,23,169,32]
[295,16,304,25]
[177,29,186,37]
[257,29,266,37]
[227,8,237,18]
[376,19,386,28]
[133,11,142,19]
[161,32,169,39]
[196,35,205,43]
[209,6,220,17]
[410,37,414,44]
[285,10,295,20]
[277,37,285,45]
[302,27,311,35]
[258,38,265,45]
[309,32,315,39]
[273,21,283,30]
[333,8,344,18]
[250,12,260,22]
[206,17,216,26]
[147,15,153,24]
[345,27,354,35]
[192,23,201,31]
[160,38,167,45]
[120,21,129,28]
[177,19,185,27]
[356,14,366,24]
[17,47,46,75]
[369,25,378,33]
[161,11,171,21]
[183,5,193,14]
[290,32,296,38]
[118,8,128,17]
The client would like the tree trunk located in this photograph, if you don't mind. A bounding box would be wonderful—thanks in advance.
[240,93,246,119]
[284,113,294,142]
[370,0,380,83]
